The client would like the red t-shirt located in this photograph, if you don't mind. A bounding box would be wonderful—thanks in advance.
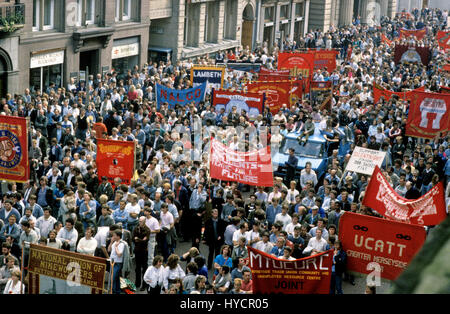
[241,280,253,293]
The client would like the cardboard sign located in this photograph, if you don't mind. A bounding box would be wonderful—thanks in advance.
[345,146,387,175]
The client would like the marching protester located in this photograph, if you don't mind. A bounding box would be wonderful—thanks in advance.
[0,6,448,295]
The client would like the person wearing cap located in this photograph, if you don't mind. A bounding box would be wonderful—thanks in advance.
[255,231,273,254]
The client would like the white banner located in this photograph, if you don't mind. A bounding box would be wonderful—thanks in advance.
[30,50,64,69]
[345,146,386,175]
[111,43,139,59]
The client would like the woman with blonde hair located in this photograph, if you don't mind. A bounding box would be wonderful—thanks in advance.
[3,269,24,294]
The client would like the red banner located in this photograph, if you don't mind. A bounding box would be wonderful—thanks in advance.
[362,166,447,226]
[441,86,450,93]
[373,84,425,103]
[339,212,427,281]
[441,64,450,72]
[381,34,392,46]
[405,90,450,139]
[399,28,427,40]
[0,116,29,183]
[209,138,273,187]
[311,81,332,91]
[258,68,291,81]
[278,52,315,78]
[247,246,333,294]
[393,45,431,65]
[212,89,264,119]
[436,30,450,51]
[245,80,302,114]
[96,139,135,185]
[312,49,339,72]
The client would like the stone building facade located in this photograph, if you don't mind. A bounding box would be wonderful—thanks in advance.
[0,0,150,96]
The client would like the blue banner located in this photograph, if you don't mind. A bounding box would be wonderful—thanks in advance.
[156,83,206,108]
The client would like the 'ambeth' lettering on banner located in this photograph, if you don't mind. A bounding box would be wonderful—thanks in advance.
[250,251,330,271]
[194,71,222,78]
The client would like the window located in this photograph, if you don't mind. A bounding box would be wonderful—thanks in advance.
[280,5,289,20]
[183,5,188,46]
[116,0,133,22]
[43,0,54,30]
[32,0,39,31]
[264,6,274,21]
[76,0,95,26]
[123,0,131,20]
[86,0,95,24]
[224,0,237,40]
[33,0,54,31]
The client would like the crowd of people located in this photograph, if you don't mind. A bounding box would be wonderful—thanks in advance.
[0,7,449,295]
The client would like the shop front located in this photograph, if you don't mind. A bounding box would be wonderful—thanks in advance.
[29,49,64,93]
[111,37,140,77]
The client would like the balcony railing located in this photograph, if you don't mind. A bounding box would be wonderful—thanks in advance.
[0,3,25,33]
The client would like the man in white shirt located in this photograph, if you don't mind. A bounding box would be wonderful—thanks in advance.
[255,232,274,254]
[159,204,174,261]
[125,194,141,234]
[109,229,125,294]
[302,229,328,256]
[232,222,249,247]
[77,227,97,256]
[144,208,160,266]
[56,218,78,252]
[246,222,261,249]
[35,208,56,238]
[274,205,292,229]
[300,162,318,189]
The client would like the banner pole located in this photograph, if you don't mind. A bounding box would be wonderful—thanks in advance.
[110,260,115,294]
[20,247,24,294]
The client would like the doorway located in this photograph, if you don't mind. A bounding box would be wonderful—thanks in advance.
[0,54,8,98]
[79,50,99,78]
[242,4,255,51]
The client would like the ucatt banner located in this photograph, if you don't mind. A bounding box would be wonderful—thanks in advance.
[27,243,107,294]
[373,84,425,103]
[405,90,450,139]
[212,89,264,119]
[339,212,427,281]
[156,83,206,108]
[96,139,135,185]
[0,116,29,182]
[209,138,273,187]
[345,146,387,175]
[245,80,302,114]
[247,246,333,294]
[362,165,447,226]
